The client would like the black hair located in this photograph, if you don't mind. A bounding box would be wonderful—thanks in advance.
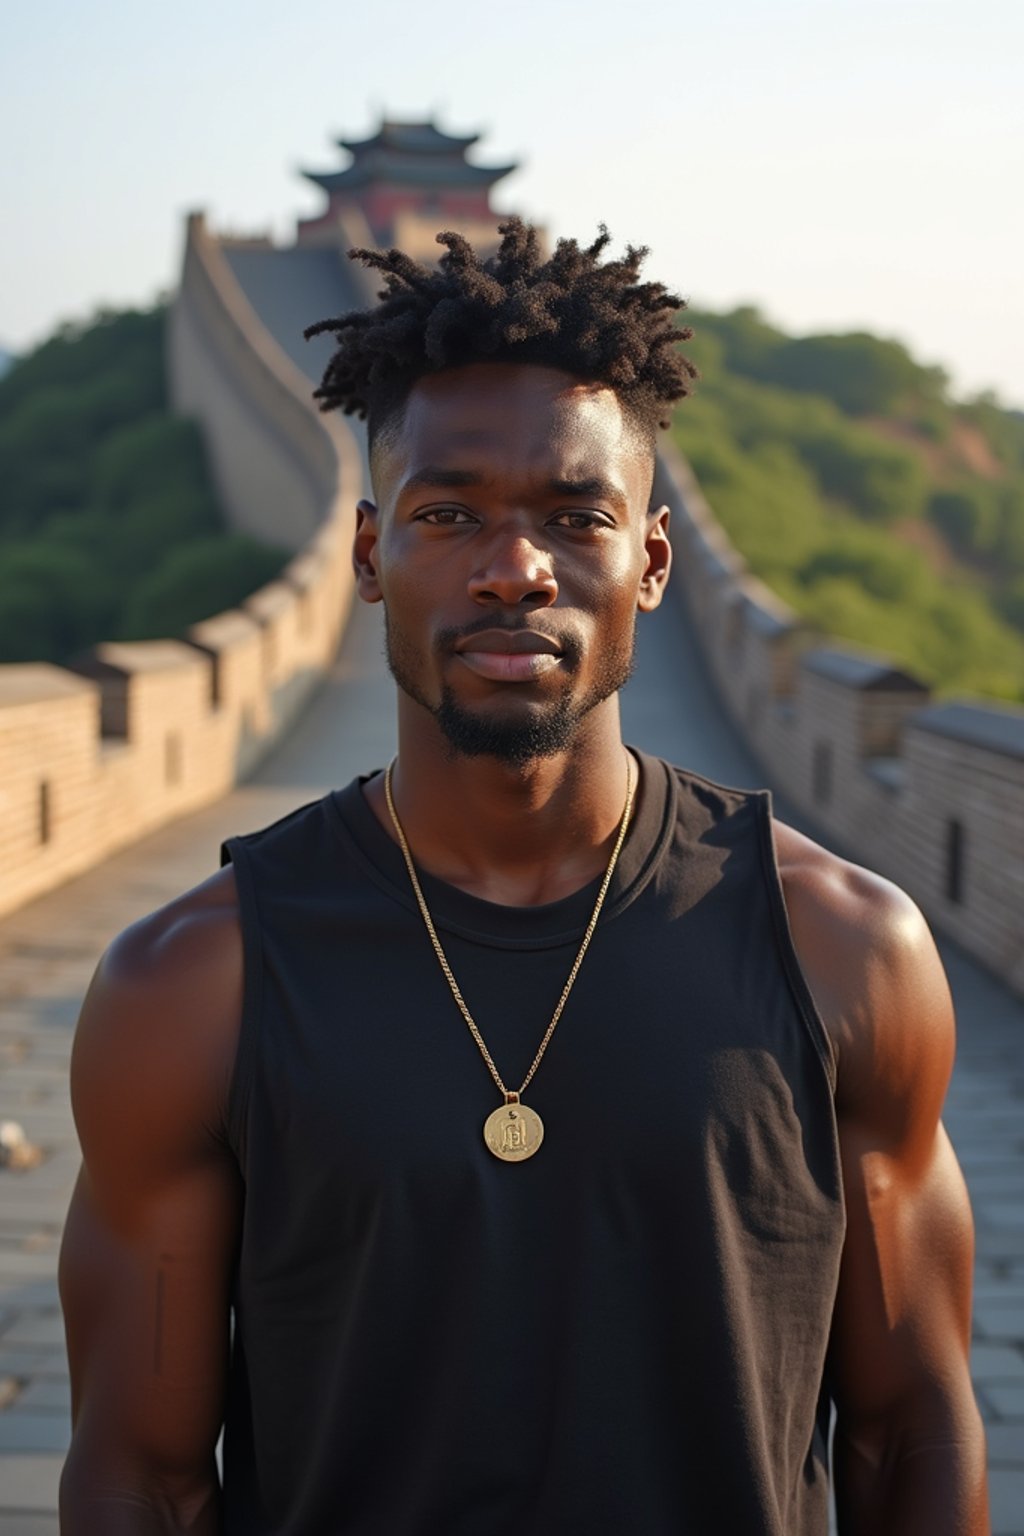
[303,218,697,449]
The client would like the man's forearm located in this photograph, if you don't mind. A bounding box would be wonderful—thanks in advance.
[834,1420,989,1536]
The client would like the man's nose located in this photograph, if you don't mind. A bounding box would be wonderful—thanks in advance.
[468,533,558,607]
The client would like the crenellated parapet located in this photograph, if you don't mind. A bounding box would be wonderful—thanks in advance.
[657,439,1024,999]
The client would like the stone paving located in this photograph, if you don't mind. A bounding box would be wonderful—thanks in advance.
[1,589,1022,1532]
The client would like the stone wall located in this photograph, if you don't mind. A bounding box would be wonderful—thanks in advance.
[0,515,356,920]
[657,439,1024,999]
[167,212,362,551]
[0,221,363,920]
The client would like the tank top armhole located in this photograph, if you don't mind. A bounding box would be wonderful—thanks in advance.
[753,793,838,1093]
[219,835,264,1169]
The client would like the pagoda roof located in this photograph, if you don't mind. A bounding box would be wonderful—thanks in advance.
[302,149,516,195]
[301,117,517,196]
[339,120,481,156]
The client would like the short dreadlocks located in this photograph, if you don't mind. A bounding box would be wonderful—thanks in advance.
[303,218,697,453]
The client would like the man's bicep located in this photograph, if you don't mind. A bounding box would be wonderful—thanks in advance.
[829,1114,975,1432]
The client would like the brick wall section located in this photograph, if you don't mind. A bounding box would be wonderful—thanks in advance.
[0,667,102,891]
[656,438,1024,999]
[0,220,363,920]
[0,528,355,920]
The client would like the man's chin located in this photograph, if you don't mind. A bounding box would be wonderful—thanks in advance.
[433,691,581,767]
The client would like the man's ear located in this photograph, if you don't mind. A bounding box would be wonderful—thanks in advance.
[638,503,672,613]
[353,499,383,603]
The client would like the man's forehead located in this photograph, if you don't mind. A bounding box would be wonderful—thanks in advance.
[378,363,646,495]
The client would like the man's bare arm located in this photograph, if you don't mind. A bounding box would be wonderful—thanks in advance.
[778,824,988,1536]
[59,868,244,1534]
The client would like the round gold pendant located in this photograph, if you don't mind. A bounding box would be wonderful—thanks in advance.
[483,1101,544,1162]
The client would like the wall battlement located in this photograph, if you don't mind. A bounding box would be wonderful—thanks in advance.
[0,516,356,919]
[656,439,1024,999]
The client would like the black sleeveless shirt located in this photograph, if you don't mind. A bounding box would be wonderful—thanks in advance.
[219,752,844,1535]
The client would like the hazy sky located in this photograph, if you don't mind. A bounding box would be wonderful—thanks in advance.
[3,0,1021,406]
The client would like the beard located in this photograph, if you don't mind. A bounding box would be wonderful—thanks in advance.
[384,612,636,768]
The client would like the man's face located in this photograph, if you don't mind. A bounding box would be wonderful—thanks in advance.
[354,362,671,766]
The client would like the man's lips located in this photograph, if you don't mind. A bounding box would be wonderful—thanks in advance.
[454,629,562,656]
[453,628,564,682]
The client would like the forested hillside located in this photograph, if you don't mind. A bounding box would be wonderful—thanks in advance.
[675,308,1024,702]
[0,306,289,664]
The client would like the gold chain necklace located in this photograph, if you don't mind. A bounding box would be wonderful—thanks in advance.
[384,753,635,1162]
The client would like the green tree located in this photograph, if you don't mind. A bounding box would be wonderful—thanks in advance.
[996,577,1024,631]
[1,308,165,418]
[686,305,785,382]
[794,422,928,523]
[91,416,215,517]
[769,332,947,416]
[993,482,1024,566]
[0,543,117,662]
[961,392,1024,472]
[0,389,97,533]
[800,535,928,604]
[119,536,290,640]
[0,307,170,536]
[927,485,999,555]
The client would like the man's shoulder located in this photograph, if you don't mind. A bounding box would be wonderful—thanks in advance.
[104,863,242,994]
[72,866,244,1151]
[772,816,925,950]
[770,818,954,1103]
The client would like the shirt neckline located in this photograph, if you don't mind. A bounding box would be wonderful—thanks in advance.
[324,747,675,951]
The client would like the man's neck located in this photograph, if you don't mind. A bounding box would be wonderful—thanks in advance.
[363,702,634,907]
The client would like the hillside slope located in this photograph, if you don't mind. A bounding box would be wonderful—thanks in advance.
[674,307,1024,702]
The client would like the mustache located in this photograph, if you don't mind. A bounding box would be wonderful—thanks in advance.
[437,618,584,664]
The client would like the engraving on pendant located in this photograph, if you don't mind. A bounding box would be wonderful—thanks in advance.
[483,1102,544,1162]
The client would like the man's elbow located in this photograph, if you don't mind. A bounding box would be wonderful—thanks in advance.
[60,1434,222,1535]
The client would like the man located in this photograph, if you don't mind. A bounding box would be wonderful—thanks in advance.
[59,221,988,1533]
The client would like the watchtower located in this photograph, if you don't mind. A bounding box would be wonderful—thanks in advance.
[296,118,518,262]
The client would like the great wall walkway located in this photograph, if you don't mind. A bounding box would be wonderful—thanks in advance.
[1,585,1022,1533]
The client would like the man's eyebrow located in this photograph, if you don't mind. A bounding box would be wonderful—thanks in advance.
[399,467,628,508]
[549,476,627,509]
[401,467,484,492]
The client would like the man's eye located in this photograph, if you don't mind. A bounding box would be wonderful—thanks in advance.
[551,510,606,531]
[417,507,476,526]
